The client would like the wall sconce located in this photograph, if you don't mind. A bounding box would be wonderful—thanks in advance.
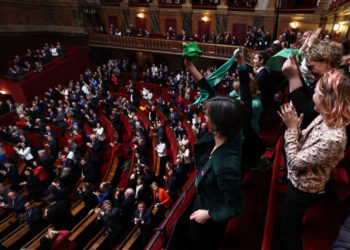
[334,24,340,31]
[290,22,297,29]
[201,16,209,22]
[0,90,7,95]
[137,13,145,18]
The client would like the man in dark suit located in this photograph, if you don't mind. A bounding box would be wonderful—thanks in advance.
[24,201,44,233]
[95,200,124,248]
[53,108,67,128]
[45,194,72,230]
[0,191,27,216]
[119,188,135,226]
[86,134,104,160]
[135,176,153,207]
[0,161,20,190]
[253,50,274,113]
[46,135,59,158]
[81,158,100,184]
[168,108,178,128]
[38,150,55,182]
[133,201,153,247]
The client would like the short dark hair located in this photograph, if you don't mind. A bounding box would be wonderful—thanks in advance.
[204,96,245,138]
[256,50,270,66]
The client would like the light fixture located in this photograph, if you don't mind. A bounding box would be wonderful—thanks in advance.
[201,16,209,22]
[290,22,297,29]
[339,24,344,31]
[137,13,145,18]
[334,24,340,31]
[0,90,7,95]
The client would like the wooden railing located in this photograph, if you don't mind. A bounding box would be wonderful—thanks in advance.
[88,33,257,65]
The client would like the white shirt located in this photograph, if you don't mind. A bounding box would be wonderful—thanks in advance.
[50,48,58,57]
[18,147,33,161]
[156,143,167,157]
[135,184,142,199]
[179,138,189,147]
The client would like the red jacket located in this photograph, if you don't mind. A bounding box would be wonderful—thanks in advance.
[153,188,172,209]
[52,231,76,250]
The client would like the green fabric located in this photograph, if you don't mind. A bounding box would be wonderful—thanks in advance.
[266,49,303,72]
[251,95,263,134]
[182,42,202,63]
[228,91,262,134]
[229,90,241,99]
[188,47,241,106]
[193,131,245,223]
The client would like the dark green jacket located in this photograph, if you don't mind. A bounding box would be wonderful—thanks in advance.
[194,131,245,223]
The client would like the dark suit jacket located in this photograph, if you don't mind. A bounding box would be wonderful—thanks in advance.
[4,165,20,186]
[46,200,72,230]
[7,194,27,215]
[133,208,152,228]
[26,205,43,228]
[288,81,318,129]
[194,131,245,223]
[255,67,274,110]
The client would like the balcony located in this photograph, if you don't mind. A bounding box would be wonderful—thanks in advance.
[89,33,257,65]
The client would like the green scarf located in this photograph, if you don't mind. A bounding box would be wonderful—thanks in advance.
[183,43,240,106]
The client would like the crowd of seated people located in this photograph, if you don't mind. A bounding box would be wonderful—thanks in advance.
[6,42,65,79]
[0,51,204,248]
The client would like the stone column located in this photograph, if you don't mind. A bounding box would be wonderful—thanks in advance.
[182,12,192,35]
[150,10,160,34]
[216,14,228,34]
[122,9,130,29]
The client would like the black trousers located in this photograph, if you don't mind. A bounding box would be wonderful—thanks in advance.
[281,181,324,250]
[188,219,227,250]
[187,197,227,250]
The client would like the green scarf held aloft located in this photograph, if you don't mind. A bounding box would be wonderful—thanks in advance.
[266,48,303,72]
[182,42,202,63]
[184,44,240,106]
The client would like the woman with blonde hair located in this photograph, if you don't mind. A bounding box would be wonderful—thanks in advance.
[278,70,350,250]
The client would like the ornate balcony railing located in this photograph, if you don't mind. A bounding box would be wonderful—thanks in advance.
[89,33,257,65]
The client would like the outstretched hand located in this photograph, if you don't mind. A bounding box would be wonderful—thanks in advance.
[282,54,301,80]
[234,48,244,67]
[277,103,303,129]
[300,28,321,52]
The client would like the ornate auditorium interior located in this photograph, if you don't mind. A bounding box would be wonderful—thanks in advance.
[0,0,350,249]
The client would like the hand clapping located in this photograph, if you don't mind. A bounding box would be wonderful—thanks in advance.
[277,103,303,130]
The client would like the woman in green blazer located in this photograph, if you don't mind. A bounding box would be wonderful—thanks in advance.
[185,57,246,250]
